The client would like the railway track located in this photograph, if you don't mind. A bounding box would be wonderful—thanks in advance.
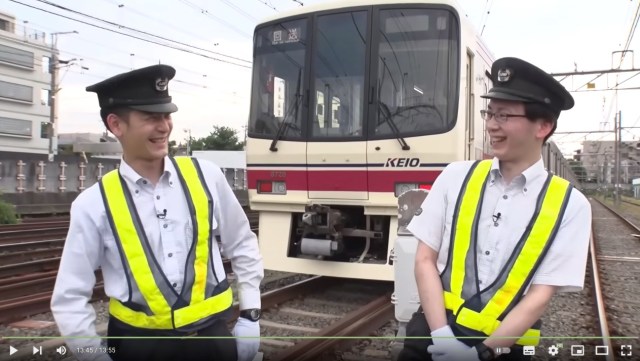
[0,210,259,325]
[258,277,395,361]
[2,276,396,361]
[588,199,639,358]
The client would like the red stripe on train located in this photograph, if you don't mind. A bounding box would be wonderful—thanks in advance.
[247,169,442,192]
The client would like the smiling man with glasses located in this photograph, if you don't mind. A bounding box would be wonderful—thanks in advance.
[398,57,592,361]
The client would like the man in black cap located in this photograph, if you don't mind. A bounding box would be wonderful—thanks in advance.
[51,64,264,361]
[398,57,591,361]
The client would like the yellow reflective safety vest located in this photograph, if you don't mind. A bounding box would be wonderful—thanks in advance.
[99,156,233,330]
[441,160,572,346]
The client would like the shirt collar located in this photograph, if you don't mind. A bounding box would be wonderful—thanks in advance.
[488,156,547,192]
[118,156,176,186]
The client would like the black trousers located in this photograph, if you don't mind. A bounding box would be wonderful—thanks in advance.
[106,318,237,361]
[397,311,531,361]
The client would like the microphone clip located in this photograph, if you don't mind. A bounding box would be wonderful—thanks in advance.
[157,209,167,219]
[492,212,501,226]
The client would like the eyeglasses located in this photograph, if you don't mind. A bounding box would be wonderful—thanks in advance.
[480,110,527,123]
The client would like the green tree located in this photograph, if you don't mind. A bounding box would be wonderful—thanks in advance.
[190,126,245,151]
[0,195,17,225]
[168,140,178,156]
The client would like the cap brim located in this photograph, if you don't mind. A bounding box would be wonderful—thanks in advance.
[127,102,178,113]
[480,91,532,103]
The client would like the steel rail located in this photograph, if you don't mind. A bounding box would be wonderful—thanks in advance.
[0,257,61,278]
[0,221,69,231]
[588,225,615,361]
[0,239,65,253]
[271,291,394,361]
[0,247,63,263]
[0,228,69,245]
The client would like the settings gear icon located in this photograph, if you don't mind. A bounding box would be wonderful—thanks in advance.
[548,345,559,356]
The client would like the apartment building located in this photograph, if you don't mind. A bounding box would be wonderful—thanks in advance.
[580,140,640,185]
[0,11,54,155]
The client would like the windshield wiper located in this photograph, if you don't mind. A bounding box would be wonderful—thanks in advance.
[269,68,302,152]
[378,101,410,150]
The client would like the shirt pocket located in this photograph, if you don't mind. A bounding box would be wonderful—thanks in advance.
[184,215,219,247]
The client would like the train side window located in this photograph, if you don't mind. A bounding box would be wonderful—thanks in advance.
[371,8,459,139]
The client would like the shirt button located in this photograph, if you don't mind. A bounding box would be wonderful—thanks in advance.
[135,190,139,194]
[524,187,528,192]
[170,181,173,185]
[163,224,168,229]
[156,195,160,200]
[485,250,490,255]
[168,253,173,257]
[172,283,177,287]
[502,194,508,199]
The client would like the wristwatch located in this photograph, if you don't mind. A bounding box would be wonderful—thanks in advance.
[475,343,495,361]
[239,308,262,322]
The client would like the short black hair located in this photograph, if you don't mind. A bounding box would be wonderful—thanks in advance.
[524,102,559,144]
[101,107,131,132]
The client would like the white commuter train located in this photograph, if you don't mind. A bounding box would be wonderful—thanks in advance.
[245,0,576,284]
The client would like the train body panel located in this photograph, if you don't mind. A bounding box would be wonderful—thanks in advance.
[246,0,576,283]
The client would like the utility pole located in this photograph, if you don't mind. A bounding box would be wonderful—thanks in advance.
[614,111,619,204]
[48,31,78,162]
[616,110,622,204]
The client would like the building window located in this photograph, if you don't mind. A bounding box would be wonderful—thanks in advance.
[41,89,50,106]
[0,19,9,32]
[41,121,50,138]
[0,117,32,137]
[42,56,50,73]
[0,44,34,69]
[0,80,33,102]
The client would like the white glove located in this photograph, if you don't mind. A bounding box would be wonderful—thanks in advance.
[232,318,260,361]
[427,325,474,361]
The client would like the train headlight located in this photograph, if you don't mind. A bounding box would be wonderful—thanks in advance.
[394,182,432,197]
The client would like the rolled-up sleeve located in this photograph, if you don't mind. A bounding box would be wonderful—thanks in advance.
[531,191,592,292]
[203,161,264,310]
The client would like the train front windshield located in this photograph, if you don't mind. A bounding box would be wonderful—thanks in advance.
[249,7,460,141]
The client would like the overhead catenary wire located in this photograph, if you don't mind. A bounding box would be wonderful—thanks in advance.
[479,0,495,36]
[618,0,640,68]
[217,0,259,22]
[100,0,228,49]
[8,0,252,69]
[255,0,278,12]
[176,0,252,39]
[34,0,251,63]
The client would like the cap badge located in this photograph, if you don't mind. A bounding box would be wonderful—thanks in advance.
[497,68,512,83]
[155,78,168,91]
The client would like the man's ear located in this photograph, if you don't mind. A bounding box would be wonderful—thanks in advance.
[106,113,125,138]
[537,119,553,141]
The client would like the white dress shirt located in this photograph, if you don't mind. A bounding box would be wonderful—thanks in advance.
[51,156,263,360]
[408,156,592,293]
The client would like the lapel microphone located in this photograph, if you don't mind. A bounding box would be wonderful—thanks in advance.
[492,212,501,226]
[157,209,167,219]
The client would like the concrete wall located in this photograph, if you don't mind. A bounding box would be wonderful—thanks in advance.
[0,152,248,214]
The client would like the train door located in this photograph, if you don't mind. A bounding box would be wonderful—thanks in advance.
[465,50,475,160]
[306,9,369,200]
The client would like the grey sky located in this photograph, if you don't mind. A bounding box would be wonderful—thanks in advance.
[3,0,639,155]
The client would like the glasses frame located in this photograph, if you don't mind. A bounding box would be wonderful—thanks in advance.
[480,110,528,123]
